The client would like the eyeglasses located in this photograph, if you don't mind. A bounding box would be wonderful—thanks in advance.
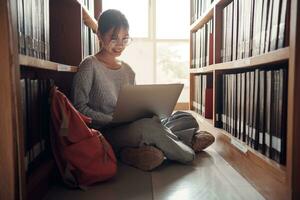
[109,37,133,47]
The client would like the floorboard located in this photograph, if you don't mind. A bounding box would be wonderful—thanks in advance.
[44,148,264,200]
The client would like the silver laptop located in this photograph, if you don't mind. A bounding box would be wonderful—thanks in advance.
[112,83,184,123]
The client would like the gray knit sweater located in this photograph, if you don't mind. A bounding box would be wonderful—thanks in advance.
[71,55,135,128]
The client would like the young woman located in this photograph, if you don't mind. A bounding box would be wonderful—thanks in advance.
[71,9,214,171]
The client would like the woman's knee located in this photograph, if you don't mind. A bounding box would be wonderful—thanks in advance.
[132,118,166,136]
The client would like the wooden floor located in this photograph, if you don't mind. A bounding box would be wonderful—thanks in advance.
[43,147,265,200]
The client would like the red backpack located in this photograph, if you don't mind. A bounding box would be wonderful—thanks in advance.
[49,86,117,188]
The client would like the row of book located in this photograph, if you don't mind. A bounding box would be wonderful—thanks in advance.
[192,73,213,119]
[191,0,214,24]
[215,66,287,164]
[191,19,214,69]
[16,0,99,60]
[83,27,100,58]
[17,0,50,60]
[82,0,100,58]
[20,78,53,172]
[222,0,289,62]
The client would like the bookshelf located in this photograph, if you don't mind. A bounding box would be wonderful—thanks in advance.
[0,0,101,199]
[190,0,299,199]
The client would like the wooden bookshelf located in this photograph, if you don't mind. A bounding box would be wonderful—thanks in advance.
[19,55,78,72]
[0,1,21,199]
[190,0,300,199]
[0,0,101,199]
[190,0,233,32]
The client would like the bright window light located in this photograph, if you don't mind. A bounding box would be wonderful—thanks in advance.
[156,0,190,39]
[102,0,149,38]
[156,42,189,102]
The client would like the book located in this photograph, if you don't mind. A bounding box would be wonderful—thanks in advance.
[270,0,281,51]
[202,74,207,116]
[205,88,213,119]
[253,69,260,150]
[20,79,27,156]
[205,74,213,119]
[260,0,270,54]
[225,74,229,131]
[227,2,233,61]
[232,0,239,60]
[17,0,25,54]
[245,72,250,144]
[249,71,255,147]
[245,0,254,57]
[236,73,241,139]
[265,70,273,158]
[265,0,274,53]
[237,0,243,59]
[278,67,287,164]
[209,19,214,65]
[221,74,226,129]
[241,73,246,142]
[232,73,237,137]
[258,70,266,153]
[252,0,264,56]
[222,6,227,62]
[198,75,203,114]
[277,0,288,48]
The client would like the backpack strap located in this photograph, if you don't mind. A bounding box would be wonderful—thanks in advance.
[49,86,69,137]
[55,91,69,137]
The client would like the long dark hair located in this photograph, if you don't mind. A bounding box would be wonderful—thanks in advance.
[97,9,129,36]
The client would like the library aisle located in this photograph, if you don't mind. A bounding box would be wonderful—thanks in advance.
[43,114,264,200]
[1,0,299,199]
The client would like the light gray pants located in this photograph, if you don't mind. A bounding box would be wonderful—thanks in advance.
[103,111,199,164]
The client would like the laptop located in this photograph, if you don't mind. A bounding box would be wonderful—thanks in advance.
[111,83,184,123]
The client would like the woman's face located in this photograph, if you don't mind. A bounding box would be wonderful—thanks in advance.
[100,27,130,57]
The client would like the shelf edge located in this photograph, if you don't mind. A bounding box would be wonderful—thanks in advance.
[82,5,98,33]
[190,47,290,73]
[19,55,78,72]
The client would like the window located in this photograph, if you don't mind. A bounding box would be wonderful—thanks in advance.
[156,42,189,102]
[102,0,149,38]
[156,0,190,39]
[102,0,190,102]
